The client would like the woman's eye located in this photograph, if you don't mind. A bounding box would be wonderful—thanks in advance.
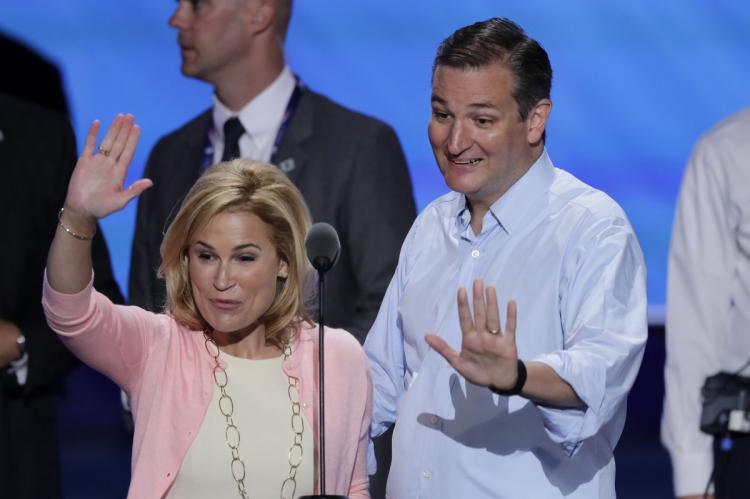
[238,254,256,263]
[197,252,213,261]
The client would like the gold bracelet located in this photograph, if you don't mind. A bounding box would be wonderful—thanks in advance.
[58,208,95,241]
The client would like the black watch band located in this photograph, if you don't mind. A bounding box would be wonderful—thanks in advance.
[490,359,527,396]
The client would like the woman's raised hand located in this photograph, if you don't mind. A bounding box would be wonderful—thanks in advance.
[63,114,153,221]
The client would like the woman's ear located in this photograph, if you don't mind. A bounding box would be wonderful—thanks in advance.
[277,259,289,280]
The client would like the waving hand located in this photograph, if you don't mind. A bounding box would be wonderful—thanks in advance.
[48,114,152,295]
[64,114,152,219]
[425,280,519,391]
[426,279,584,407]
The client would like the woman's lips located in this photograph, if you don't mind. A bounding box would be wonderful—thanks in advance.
[209,299,242,310]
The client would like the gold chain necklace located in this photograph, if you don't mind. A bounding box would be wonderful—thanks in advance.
[204,332,305,499]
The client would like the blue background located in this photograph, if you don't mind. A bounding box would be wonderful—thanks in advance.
[2,1,749,322]
[3,3,748,496]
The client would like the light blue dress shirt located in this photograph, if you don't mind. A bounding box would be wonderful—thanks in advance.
[364,150,647,498]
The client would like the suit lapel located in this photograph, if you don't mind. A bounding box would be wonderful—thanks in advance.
[181,110,212,185]
[158,110,211,229]
[271,89,314,185]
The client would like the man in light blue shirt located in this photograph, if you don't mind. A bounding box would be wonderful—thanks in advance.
[364,18,647,498]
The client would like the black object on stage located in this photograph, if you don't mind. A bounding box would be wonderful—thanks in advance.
[301,223,347,499]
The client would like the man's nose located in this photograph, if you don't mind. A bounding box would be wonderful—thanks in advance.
[447,121,472,156]
[168,1,189,29]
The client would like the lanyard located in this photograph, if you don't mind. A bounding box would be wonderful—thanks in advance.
[201,78,304,171]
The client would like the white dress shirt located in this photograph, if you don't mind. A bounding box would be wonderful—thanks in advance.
[210,66,296,164]
[8,351,27,385]
[661,107,750,496]
[365,150,647,498]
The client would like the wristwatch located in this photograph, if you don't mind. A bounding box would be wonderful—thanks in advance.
[489,359,527,396]
[15,332,26,359]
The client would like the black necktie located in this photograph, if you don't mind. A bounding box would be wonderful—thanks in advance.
[221,117,245,162]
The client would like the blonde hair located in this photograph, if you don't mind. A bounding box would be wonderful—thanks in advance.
[159,159,313,345]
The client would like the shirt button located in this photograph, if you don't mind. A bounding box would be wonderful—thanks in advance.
[302,402,308,408]
[471,249,480,258]
[423,470,432,479]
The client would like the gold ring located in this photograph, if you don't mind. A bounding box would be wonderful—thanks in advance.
[98,146,110,157]
[487,328,499,335]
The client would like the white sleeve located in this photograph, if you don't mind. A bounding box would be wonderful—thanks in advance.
[533,214,647,454]
[363,220,419,475]
[661,135,734,497]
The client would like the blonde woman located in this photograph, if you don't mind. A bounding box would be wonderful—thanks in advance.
[43,115,371,498]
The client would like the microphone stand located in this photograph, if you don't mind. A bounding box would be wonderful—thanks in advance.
[300,266,347,499]
[317,271,328,494]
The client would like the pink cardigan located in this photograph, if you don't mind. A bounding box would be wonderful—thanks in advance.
[43,276,372,498]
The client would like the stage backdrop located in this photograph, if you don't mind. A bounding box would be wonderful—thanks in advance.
[2,1,749,322]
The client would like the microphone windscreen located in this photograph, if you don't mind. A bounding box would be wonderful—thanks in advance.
[305,222,340,272]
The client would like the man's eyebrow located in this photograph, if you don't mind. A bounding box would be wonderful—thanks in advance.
[467,101,500,111]
[430,95,500,111]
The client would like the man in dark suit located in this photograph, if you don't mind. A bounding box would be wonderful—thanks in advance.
[0,93,124,498]
[129,0,416,342]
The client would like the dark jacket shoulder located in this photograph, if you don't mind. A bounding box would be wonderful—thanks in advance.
[144,109,212,176]
[300,89,397,138]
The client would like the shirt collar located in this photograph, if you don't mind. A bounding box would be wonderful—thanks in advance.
[453,149,556,236]
[212,66,296,140]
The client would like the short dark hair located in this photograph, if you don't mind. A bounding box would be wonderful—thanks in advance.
[275,0,293,40]
[433,18,552,121]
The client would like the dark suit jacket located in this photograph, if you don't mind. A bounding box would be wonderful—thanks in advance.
[0,94,124,499]
[129,87,416,341]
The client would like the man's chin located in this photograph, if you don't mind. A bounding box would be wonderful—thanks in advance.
[443,171,481,195]
[179,61,205,79]
[180,64,197,77]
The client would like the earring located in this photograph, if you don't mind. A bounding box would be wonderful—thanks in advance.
[278,263,289,280]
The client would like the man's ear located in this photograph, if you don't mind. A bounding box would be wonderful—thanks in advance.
[245,0,274,34]
[526,98,552,145]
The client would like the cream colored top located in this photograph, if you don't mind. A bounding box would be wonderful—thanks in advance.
[166,353,314,498]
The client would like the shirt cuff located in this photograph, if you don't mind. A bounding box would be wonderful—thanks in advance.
[366,438,377,476]
[8,353,29,385]
[529,351,606,452]
[671,449,713,497]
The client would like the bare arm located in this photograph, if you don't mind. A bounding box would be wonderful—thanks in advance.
[47,115,152,294]
[425,279,584,408]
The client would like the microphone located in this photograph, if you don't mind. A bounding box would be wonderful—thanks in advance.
[301,223,347,499]
[305,222,340,273]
